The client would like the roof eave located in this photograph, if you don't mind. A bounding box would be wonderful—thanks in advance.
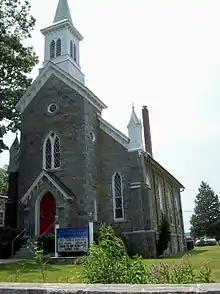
[146,154,185,189]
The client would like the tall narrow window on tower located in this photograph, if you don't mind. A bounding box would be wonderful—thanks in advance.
[56,38,61,57]
[70,41,73,58]
[50,40,55,59]
[112,172,124,220]
[43,132,61,170]
[74,44,77,62]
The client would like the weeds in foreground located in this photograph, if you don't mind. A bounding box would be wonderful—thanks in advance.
[82,224,214,284]
[32,242,50,282]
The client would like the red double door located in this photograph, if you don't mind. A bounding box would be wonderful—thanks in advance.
[40,192,56,234]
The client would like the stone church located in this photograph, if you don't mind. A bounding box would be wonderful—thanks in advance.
[7,0,185,257]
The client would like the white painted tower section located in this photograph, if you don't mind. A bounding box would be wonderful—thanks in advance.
[40,0,85,83]
[127,106,144,151]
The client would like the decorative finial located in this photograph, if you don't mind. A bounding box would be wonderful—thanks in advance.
[132,102,135,110]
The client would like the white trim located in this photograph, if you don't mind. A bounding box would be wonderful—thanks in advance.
[21,170,73,204]
[43,132,61,170]
[0,210,5,227]
[130,184,141,189]
[41,19,83,41]
[15,62,107,114]
[98,115,129,148]
[112,172,124,221]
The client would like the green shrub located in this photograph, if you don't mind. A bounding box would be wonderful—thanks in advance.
[37,233,55,254]
[82,223,213,284]
[156,214,171,257]
[82,224,148,284]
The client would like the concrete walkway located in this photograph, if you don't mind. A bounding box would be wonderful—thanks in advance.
[0,259,24,264]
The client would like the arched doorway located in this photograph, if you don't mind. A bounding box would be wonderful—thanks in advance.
[40,192,56,234]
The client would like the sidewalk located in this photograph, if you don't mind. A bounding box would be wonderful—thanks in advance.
[0,259,24,264]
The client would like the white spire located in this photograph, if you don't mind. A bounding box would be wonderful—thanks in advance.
[127,105,144,151]
[54,0,73,24]
[40,0,85,83]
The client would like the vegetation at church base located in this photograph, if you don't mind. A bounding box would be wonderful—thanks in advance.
[82,224,212,284]
[0,0,38,152]
[37,233,55,255]
[156,214,171,257]
[190,181,220,240]
[0,246,219,283]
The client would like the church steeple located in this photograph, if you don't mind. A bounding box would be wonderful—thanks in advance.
[127,105,144,151]
[54,0,73,24]
[40,0,85,83]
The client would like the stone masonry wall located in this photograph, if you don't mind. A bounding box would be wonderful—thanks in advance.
[0,283,219,294]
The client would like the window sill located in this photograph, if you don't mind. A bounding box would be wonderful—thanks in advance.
[114,219,127,223]
[44,167,62,172]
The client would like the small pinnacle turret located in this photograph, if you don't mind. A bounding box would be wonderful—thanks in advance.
[127,105,144,151]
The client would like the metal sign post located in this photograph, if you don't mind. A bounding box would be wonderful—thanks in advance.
[88,212,94,246]
[54,215,59,258]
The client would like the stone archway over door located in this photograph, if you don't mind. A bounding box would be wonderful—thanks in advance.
[40,192,56,234]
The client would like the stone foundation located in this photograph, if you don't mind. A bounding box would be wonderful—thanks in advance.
[124,230,157,258]
[0,283,220,294]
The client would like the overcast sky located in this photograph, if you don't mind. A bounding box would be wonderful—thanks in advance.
[1,0,220,232]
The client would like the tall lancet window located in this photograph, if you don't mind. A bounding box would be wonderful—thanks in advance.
[74,44,77,62]
[112,172,124,220]
[70,41,73,58]
[56,38,61,57]
[43,132,61,170]
[50,40,55,59]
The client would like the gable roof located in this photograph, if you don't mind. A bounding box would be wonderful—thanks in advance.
[15,62,107,114]
[21,170,74,204]
[98,114,129,148]
[144,153,184,189]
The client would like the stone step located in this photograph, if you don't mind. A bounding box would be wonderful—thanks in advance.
[13,244,34,259]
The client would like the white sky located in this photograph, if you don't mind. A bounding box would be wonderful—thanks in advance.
[2,0,220,232]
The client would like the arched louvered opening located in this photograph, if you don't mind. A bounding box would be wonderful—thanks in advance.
[50,40,55,59]
[73,44,77,62]
[70,41,73,58]
[56,38,61,57]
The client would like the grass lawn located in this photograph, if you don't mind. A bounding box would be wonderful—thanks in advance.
[0,246,220,283]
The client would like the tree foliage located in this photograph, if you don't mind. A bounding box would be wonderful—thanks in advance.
[0,0,38,152]
[156,214,171,257]
[190,181,220,239]
[0,165,8,195]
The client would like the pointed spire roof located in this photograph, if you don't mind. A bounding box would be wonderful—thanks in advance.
[128,105,141,127]
[10,134,19,152]
[54,0,73,24]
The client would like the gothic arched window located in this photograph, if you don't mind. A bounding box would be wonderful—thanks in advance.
[56,38,61,57]
[73,44,77,62]
[50,40,55,59]
[112,172,124,220]
[70,41,73,58]
[43,132,61,170]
